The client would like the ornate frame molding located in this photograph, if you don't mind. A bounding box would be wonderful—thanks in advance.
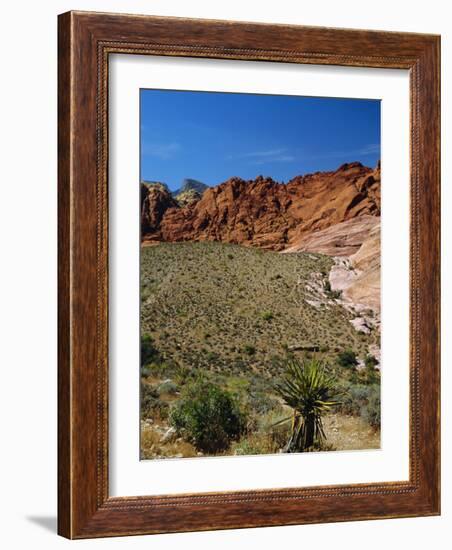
[58,11,440,538]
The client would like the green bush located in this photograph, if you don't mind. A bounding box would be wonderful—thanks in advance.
[338,382,380,428]
[141,383,169,420]
[231,438,265,456]
[141,365,152,378]
[323,280,342,299]
[169,380,245,453]
[243,345,256,356]
[142,360,176,380]
[157,379,179,396]
[361,391,381,428]
[261,311,274,321]
[364,354,379,369]
[337,349,358,368]
[339,383,370,415]
[141,334,161,367]
[247,390,279,416]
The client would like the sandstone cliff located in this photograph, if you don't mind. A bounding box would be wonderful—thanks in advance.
[141,162,380,251]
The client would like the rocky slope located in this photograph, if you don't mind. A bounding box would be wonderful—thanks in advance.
[141,182,179,236]
[282,214,379,257]
[141,162,380,250]
[329,220,381,313]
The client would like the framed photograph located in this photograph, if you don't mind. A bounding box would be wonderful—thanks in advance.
[58,11,440,538]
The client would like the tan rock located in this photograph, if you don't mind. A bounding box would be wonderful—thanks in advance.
[329,220,381,313]
[283,215,379,256]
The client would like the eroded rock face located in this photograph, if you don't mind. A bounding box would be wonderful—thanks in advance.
[141,183,179,236]
[346,222,381,311]
[329,220,381,313]
[282,215,379,256]
[141,162,381,249]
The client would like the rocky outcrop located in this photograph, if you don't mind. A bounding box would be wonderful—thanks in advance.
[141,162,381,250]
[282,215,379,256]
[329,220,381,313]
[346,221,381,311]
[141,183,178,236]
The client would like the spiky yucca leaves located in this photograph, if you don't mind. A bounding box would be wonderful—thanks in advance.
[275,357,339,452]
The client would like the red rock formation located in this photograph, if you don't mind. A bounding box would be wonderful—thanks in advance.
[141,162,380,251]
[141,183,178,235]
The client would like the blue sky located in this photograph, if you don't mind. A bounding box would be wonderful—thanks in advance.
[140,89,380,191]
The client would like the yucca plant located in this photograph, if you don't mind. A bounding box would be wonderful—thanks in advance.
[275,357,339,452]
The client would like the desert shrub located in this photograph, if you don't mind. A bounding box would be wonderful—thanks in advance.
[141,383,169,420]
[338,382,380,428]
[263,411,292,450]
[246,390,279,416]
[205,351,219,362]
[364,354,379,369]
[322,279,342,299]
[350,368,373,386]
[157,379,179,396]
[337,349,358,368]
[364,366,380,385]
[261,311,274,321]
[363,356,380,383]
[231,411,290,456]
[141,334,161,367]
[361,391,381,428]
[141,365,152,378]
[231,438,267,456]
[172,364,194,385]
[347,355,380,385]
[243,344,256,356]
[144,360,176,379]
[169,380,245,453]
[338,383,371,415]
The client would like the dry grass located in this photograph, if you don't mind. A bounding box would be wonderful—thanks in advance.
[140,241,381,459]
[140,410,380,460]
[141,241,379,376]
[140,423,198,460]
[323,413,380,450]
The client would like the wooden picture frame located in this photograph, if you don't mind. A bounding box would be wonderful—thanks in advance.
[58,11,440,539]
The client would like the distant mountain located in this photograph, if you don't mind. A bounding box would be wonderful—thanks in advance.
[174,188,203,206]
[141,179,209,208]
[172,178,208,197]
[141,180,170,193]
[141,162,380,251]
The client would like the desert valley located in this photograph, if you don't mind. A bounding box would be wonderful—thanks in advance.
[140,161,381,459]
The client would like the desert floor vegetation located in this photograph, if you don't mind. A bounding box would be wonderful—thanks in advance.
[140,242,380,459]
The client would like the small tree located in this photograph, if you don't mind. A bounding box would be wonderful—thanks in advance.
[275,357,339,452]
[170,380,245,453]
